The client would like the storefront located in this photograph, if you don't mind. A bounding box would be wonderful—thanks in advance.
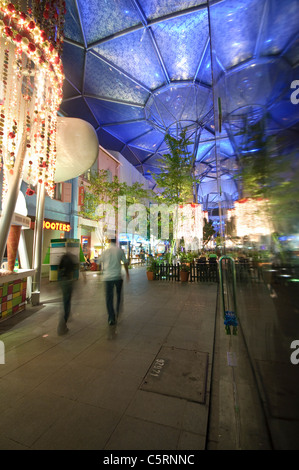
[78,217,106,263]
[119,233,150,264]
[24,217,72,277]
[81,234,91,258]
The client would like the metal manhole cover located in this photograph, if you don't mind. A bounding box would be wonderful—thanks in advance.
[140,346,208,403]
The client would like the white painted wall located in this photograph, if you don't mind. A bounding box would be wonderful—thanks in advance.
[108,150,151,190]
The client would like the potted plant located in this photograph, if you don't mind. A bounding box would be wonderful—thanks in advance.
[180,263,190,282]
[146,257,158,280]
[179,252,189,264]
[186,251,196,263]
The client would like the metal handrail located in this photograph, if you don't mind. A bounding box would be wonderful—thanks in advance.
[219,255,238,335]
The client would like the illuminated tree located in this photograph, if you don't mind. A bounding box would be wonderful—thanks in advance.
[152,130,200,256]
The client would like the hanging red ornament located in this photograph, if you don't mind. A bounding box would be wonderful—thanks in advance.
[26,187,35,196]
[7,3,15,13]
[4,26,13,37]
[28,21,36,30]
[28,42,36,52]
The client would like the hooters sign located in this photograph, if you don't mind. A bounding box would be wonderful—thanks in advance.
[43,220,71,232]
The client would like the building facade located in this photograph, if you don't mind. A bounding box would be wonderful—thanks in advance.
[7,145,152,276]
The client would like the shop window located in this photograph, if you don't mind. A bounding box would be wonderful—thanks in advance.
[54,182,72,203]
[61,182,72,203]
[54,183,62,201]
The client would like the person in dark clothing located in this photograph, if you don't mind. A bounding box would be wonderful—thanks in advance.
[57,252,79,336]
[84,254,91,270]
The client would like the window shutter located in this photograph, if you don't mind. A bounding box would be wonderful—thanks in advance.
[61,182,72,203]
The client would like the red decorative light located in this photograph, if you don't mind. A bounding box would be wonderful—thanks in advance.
[7,2,15,12]
[27,20,35,29]
[26,187,35,196]
[28,42,36,52]
[0,0,66,199]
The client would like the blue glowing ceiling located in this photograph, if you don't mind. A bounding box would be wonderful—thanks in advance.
[60,0,299,209]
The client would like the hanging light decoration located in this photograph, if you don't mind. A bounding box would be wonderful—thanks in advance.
[0,0,65,200]
[175,203,204,250]
[234,198,273,239]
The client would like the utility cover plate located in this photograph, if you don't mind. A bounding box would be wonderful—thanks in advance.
[140,346,208,403]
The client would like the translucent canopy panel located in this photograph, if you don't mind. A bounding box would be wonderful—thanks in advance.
[60,0,299,209]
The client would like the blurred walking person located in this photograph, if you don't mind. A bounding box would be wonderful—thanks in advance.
[57,252,79,335]
[99,238,129,326]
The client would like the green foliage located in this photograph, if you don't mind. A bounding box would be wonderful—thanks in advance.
[162,252,173,264]
[152,130,199,205]
[203,218,216,246]
[146,257,159,273]
[178,252,189,263]
[79,169,154,222]
[152,130,200,255]
[179,251,196,263]
[178,252,191,271]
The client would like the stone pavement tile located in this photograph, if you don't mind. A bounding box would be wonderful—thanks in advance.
[0,323,49,350]
[31,401,121,450]
[124,299,155,316]
[54,324,107,354]
[164,325,206,351]
[125,390,186,429]
[77,369,143,414]
[122,332,166,355]
[0,375,36,414]
[104,415,180,450]
[182,400,209,435]
[175,310,206,330]
[73,340,124,369]
[108,315,147,338]
[1,340,78,390]
[108,347,156,378]
[132,323,171,341]
[237,382,272,450]
[177,431,206,450]
[0,433,29,450]
[35,360,102,401]
[0,334,62,378]
[147,310,181,327]
[0,389,75,448]
[123,305,159,322]
[267,419,299,450]
[0,359,60,396]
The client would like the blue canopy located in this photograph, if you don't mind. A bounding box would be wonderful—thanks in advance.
[61,0,299,211]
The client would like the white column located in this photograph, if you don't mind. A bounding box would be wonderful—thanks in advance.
[31,182,46,305]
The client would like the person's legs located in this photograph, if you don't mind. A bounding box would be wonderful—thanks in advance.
[105,280,116,324]
[63,280,73,323]
[115,278,123,317]
[58,280,71,335]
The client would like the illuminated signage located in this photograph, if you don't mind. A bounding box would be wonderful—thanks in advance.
[78,186,84,205]
[43,220,71,232]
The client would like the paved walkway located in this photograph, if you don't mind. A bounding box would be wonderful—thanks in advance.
[0,267,218,450]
